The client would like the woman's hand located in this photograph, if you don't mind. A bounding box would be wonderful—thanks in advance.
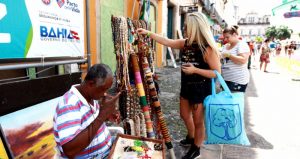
[136,28,150,36]
[181,63,196,75]
[222,52,231,59]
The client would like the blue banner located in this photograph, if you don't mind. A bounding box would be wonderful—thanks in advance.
[0,0,85,59]
[0,0,32,58]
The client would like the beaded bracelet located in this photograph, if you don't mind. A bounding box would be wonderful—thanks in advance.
[224,53,231,58]
[146,31,152,37]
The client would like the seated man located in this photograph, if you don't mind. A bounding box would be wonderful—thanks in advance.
[53,64,120,159]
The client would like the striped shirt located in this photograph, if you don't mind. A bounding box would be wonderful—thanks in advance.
[221,41,250,85]
[53,85,112,159]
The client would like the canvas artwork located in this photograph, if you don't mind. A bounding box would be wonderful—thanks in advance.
[108,134,165,159]
[0,98,61,159]
[0,138,9,159]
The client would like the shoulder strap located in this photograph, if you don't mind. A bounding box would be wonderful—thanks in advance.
[211,70,232,96]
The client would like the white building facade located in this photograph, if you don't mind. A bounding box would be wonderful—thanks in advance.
[238,12,271,40]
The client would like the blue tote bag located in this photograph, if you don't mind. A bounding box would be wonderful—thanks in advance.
[203,71,250,145]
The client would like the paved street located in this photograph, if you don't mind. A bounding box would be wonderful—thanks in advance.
[158,53,300,159]
[223,54,300,159]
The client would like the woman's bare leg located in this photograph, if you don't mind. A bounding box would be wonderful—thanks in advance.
[192,103,205,147]
[264,63,268,72]
[260,62,263,71]
[180,97,194,138]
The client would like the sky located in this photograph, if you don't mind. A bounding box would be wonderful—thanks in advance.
[236,0,300,34]
[237,0,282,16]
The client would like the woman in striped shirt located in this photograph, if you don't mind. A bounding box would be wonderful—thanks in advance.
[221,25,250,92]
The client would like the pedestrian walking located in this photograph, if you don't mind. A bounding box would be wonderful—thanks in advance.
[284,42,289,55]
[221,25,250,92]
[247,40,254,69]
[288,41,296,59]
[275,42,282,56]
[137,12,221,159]
[259,39,271,72]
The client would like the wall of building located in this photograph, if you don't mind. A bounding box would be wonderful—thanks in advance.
[126,0,140,19]
[87,0,98,66]
[239,25,268,37]
[224,0,238,25]
[156,0,167,67]
[99,0,125,71]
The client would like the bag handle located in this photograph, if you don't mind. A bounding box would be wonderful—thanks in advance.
[211,70,232,96]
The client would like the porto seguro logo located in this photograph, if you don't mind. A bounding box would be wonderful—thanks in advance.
[64,0,80,13]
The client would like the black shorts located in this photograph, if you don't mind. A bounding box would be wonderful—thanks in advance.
[225,81,248,92]
[180,80,211,104]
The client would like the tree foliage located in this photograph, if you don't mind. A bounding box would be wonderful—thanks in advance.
[265,25,293,40]
[276,26,293,40]
[265,26,277,40]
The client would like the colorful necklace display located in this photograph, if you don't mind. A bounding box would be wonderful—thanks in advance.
[111,16,173,154]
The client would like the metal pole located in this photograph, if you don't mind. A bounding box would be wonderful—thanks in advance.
[0,59,87,70]
[85,0,92,69]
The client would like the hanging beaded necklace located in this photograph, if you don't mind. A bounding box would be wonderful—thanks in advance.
[112,16,160,139]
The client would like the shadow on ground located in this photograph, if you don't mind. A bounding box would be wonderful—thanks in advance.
[222,71,273,159]
[157,66,274,159]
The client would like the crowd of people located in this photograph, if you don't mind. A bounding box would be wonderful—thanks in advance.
[52,11,298,159]
[285,41,297,58]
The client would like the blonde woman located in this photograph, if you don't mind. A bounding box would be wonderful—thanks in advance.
[137,12,221,159]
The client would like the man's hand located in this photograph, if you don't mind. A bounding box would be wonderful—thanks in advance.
[99,92,121,120]
[107,110,121,123]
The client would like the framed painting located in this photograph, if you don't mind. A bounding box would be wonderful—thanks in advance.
[0,124,13,159]
[0,98,60,159]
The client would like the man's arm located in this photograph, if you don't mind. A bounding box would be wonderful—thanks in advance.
[61,109,109,158]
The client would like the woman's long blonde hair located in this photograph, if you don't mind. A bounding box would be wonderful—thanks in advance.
[185,12,219,57]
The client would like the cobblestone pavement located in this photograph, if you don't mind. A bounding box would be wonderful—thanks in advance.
[155,66,187,158]
[156,66,221,159]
